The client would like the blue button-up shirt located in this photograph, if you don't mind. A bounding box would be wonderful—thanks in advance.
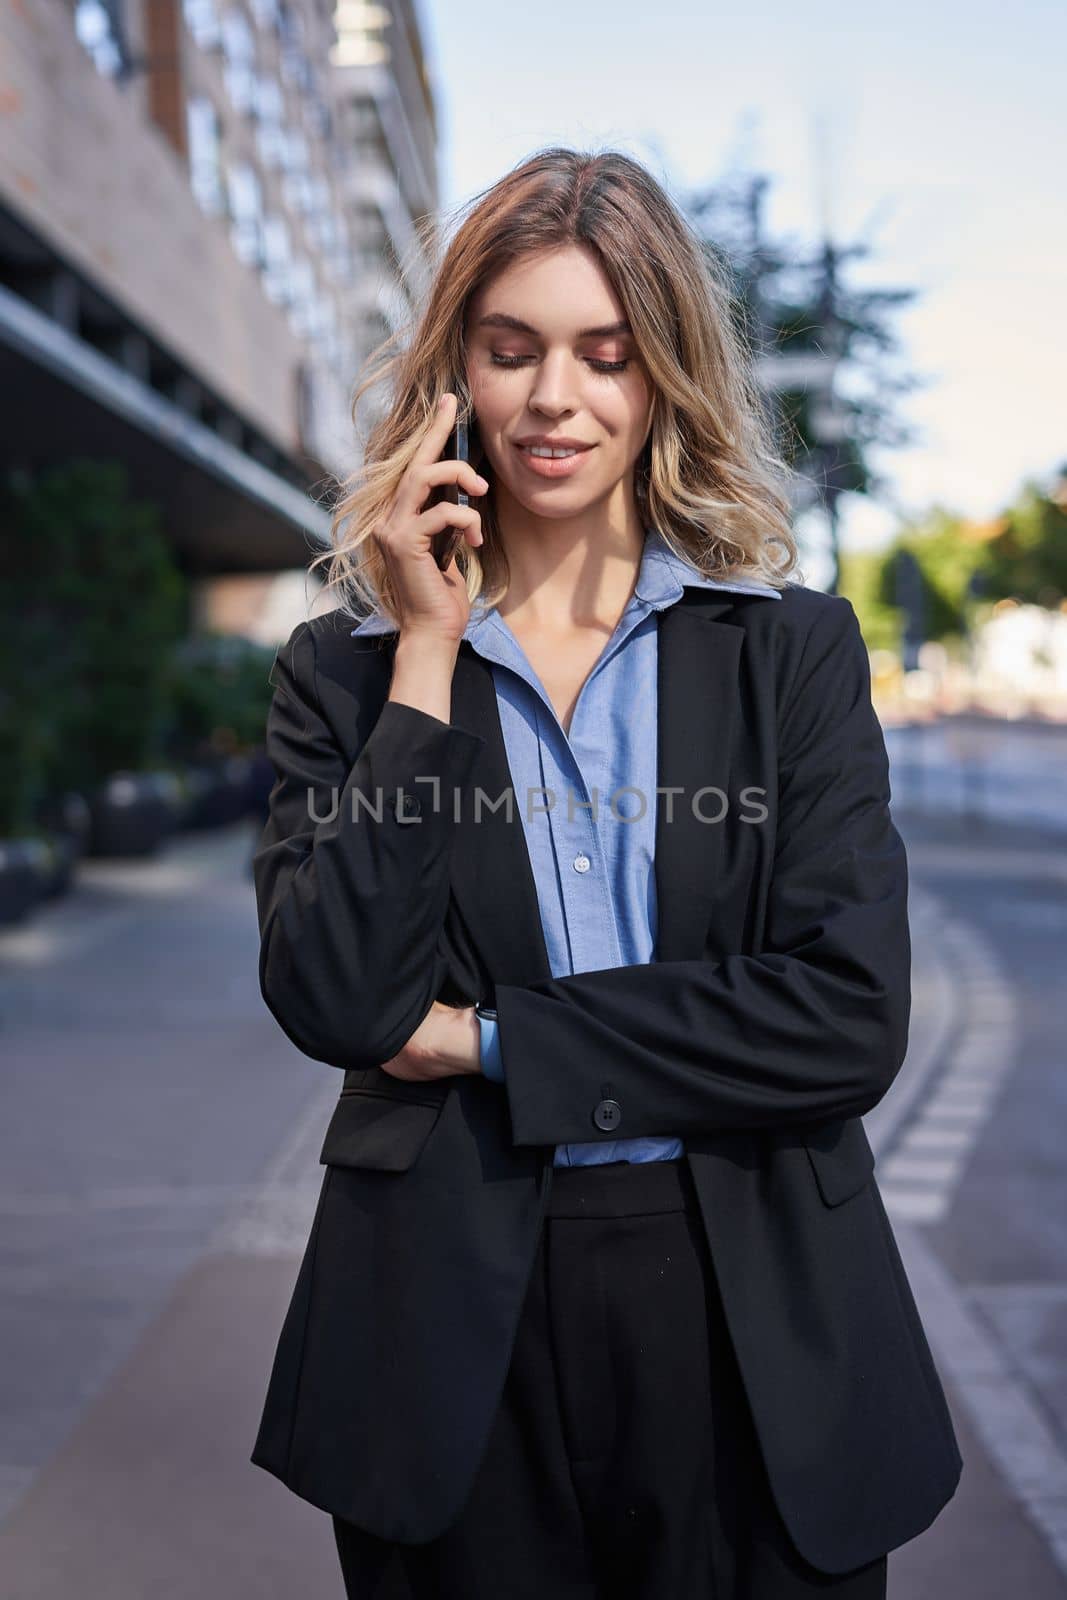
[352,524,780,1165]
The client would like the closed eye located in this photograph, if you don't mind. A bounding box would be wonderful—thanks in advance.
[490,354,630,374]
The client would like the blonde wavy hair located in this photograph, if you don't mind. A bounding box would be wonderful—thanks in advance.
[311,146,802,624]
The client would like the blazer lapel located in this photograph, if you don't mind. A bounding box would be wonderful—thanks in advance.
[446,591,745,984]
[653,595,744,962]
[447,643,554,987]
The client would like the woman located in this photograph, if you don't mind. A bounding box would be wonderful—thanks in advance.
[250,148,962,1599]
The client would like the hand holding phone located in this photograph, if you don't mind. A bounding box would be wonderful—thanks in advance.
[368,392,487,648]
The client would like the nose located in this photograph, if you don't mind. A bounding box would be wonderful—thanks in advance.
[528,350,579,417]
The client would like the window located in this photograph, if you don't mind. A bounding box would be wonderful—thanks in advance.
[280,131,312,212]
[182,0,221,48]
[247,0,280,25]
[254,74,286,168]
[330,0,392,71]
[304,93,331,141]
[277,1,304,49]
[282,172,314,213]
[260,216,292,304]
[254,73,284,122]
[221,9,256,114]
[74,0,126,76]
[308,209,334,251]
[286,257,316,336]
[187,98,225,216]
[310,295,340,359]
[303,174,331,242]
[278,1,312,89]
[328,220,353,283]
[280,129,309,172]
[226,163,264,265]
[280,46,312,92]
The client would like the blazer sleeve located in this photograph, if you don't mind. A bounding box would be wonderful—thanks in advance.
[492,596,911,1145]
[252,620,486,1070]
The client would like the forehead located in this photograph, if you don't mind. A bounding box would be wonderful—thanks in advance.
[467,244,628,333]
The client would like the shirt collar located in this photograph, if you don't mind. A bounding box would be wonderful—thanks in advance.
[349,523,780,638]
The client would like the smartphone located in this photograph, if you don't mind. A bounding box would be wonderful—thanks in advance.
[430,415,468,572]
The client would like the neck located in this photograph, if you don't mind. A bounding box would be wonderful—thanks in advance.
[493,491,647,632]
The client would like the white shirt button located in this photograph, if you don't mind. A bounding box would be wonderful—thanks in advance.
[573,853,591,873]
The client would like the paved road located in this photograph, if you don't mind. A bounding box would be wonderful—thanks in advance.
[881,806,1067,1593]
[885,714,1067,835]
[0,777,1065,1595]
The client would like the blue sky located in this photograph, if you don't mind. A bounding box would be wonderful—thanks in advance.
[420,0,1065,580]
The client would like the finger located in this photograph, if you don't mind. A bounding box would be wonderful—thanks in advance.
[414,502,482,541]
[410,390,458,468]
[394,461,486,529]
[418,459,490,496]
[435,523,481,572]
[391,395,464,522]
[435,530,465,574]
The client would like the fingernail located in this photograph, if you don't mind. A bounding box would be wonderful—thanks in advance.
[475,474,489,488]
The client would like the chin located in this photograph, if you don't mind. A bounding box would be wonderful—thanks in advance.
[516,493,604,519]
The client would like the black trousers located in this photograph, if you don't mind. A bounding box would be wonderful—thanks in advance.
[333,1156,888,1599]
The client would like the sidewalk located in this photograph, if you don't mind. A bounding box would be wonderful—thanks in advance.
[0,823,345,1597]
[0,817,1064,1595]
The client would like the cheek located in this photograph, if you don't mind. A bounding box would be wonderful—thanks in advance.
[468,375,514,439]
[595,374,652,441]
[622,373,654,437]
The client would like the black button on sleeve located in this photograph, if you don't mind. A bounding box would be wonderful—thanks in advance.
[390,790,422,820]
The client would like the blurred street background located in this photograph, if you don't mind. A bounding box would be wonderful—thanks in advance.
[1,0,1065,1594]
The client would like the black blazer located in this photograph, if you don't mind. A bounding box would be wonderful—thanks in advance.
[250,581,962,1575]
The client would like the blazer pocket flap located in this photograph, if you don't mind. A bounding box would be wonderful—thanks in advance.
[803,1116,876,1207]
[319,1091,444,1172]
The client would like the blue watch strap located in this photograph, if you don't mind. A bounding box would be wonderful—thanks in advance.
[475,1007,505,1082]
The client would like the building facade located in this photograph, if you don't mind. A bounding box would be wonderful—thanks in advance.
[0,0,439,577]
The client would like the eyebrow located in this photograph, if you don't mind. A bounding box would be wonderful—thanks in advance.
[475,312,632,339]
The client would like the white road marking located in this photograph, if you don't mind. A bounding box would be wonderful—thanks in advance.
[895,1223,1067,1578]
[871,905,1018,1227]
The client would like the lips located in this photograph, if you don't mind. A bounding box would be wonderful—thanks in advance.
[513,442,595,479]
[513,438,595,453]
[519,446,584,457]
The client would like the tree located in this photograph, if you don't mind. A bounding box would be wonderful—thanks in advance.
[984,473,1067,605]
[683,169,923,591]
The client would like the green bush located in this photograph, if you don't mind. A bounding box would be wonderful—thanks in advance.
[163,632,277,763]
[0,460,187,834]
